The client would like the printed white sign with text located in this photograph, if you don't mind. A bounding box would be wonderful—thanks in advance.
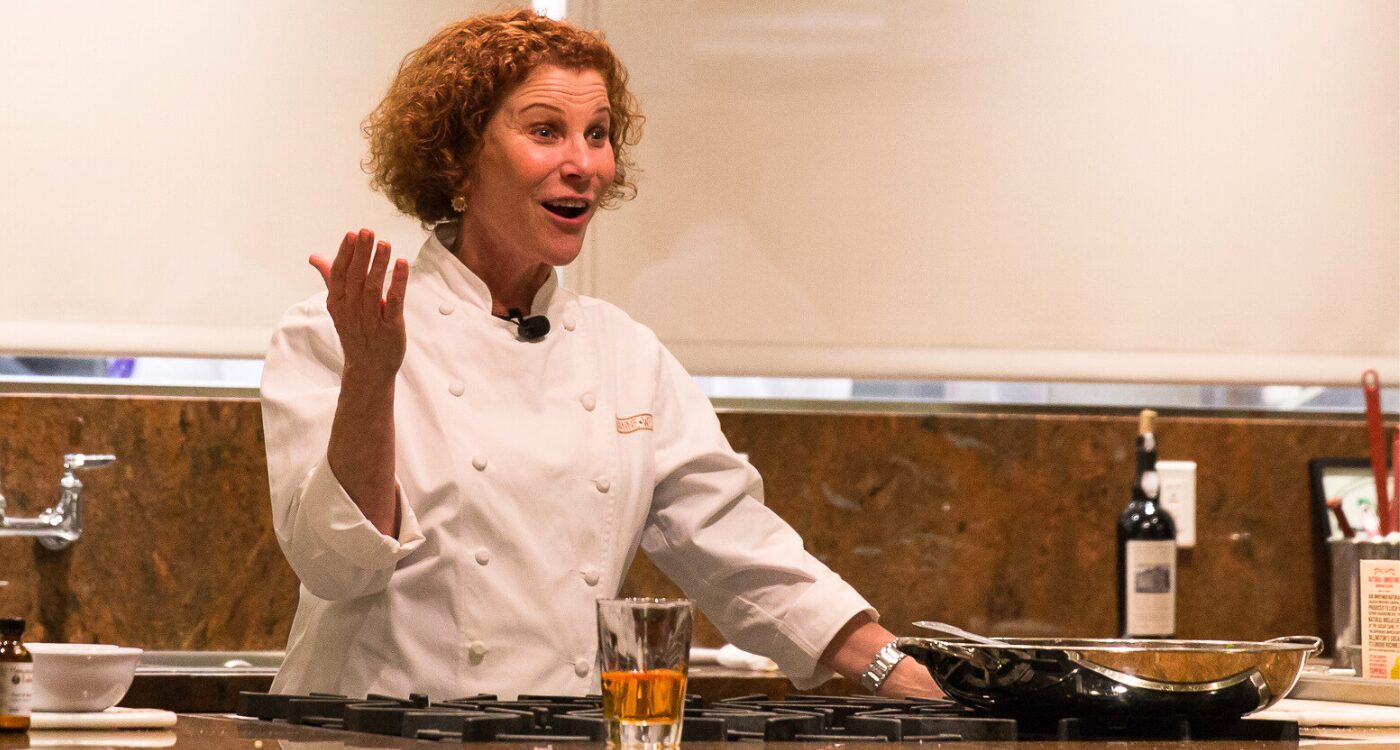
[1360,558,1400,681]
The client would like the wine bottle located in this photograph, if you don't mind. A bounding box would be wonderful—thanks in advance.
[1117,409,1177,638]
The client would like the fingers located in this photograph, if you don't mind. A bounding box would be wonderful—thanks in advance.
[346,228,375,299]
[320,228,408,333]
[363,240,393,318]
[309,254,333,288]
[329,231,356,294]
[383,258,410,324]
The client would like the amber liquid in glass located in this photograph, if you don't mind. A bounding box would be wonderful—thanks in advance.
[601,668,686,724]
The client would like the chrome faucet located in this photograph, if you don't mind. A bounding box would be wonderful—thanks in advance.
[0,454,116,550]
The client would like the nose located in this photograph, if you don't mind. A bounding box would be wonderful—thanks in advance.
[559,135,597,183]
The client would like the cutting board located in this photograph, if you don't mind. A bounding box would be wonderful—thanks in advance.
[30,707,178,730]
[26,729,177,748]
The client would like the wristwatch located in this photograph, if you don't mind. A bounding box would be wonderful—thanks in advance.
[859,641,907,694]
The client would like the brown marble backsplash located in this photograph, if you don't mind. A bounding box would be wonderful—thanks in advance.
[0,395,1379,654]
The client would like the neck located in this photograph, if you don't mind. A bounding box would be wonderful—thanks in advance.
[451,219,552,316]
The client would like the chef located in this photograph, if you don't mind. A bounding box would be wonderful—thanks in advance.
[260,9,938,701]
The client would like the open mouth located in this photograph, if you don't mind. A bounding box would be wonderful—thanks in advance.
[541,199,589,220]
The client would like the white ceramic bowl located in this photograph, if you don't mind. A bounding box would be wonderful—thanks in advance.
[26,643,142,712]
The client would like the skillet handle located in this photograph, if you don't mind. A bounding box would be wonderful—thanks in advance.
[1266,635,1324,656]
[895,636,976,662]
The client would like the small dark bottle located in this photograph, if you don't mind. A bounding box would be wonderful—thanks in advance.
[1116,410,1177,639]
[0,618,33,731]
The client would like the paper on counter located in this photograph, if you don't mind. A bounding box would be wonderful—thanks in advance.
[1252,698,1400,728]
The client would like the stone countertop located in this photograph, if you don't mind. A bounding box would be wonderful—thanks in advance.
[1,714,1389,750]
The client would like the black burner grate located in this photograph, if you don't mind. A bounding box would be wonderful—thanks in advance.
[235,690,1299,743]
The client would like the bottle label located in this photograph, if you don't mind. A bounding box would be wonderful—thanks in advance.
[0,662,33,717]
[1125,539,1176,636]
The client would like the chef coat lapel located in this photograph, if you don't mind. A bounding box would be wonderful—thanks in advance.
[421,221,562,319]
[420,222,493,313]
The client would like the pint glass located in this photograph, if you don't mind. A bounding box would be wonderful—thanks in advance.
[595,598,693,748]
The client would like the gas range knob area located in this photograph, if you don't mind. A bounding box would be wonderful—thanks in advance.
[233,691,1301,743]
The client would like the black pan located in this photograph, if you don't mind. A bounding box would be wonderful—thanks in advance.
[897,635,1321,719]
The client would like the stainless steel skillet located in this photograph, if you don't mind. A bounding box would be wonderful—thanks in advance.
[897,635,1322,719]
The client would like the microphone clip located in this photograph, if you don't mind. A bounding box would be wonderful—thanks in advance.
[503,308,550,341]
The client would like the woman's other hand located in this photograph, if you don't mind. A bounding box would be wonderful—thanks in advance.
[310,228,410,382]
[310,228,410,537]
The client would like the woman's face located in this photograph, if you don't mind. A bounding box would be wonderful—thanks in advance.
[461,65,615,270]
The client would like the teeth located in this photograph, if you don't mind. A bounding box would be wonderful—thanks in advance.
[545,199,587,208]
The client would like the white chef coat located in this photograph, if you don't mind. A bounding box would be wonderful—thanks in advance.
[260,222,874,700]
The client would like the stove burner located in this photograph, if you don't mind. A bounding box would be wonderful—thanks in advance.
[235,690,1299,742]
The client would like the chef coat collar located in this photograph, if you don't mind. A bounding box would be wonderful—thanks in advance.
[420,221,560,317]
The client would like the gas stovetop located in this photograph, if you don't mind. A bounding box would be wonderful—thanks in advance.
[235,691,1300,743]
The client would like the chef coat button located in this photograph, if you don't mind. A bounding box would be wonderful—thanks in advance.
[469,641,488,657]
[583,569,600,586]
[595,478,611,494]
[472,455,488,471]
[475,547,490,565]
[563,315,577,332]
[449,380,465,397]
[581,393,596,411]
[574,658,591,677]
[438,303,454,316]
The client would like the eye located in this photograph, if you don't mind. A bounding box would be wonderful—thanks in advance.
[587,126,610,143]
[531,125,557,140]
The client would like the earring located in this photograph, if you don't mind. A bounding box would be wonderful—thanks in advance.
[451,194,467,212]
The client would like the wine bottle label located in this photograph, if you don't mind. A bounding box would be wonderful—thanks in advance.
[1125,539,1176,636]
[0,662,33,717]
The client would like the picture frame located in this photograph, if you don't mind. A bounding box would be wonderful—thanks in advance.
[1308,457,1392,539]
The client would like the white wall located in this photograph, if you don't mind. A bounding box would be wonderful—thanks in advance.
[581,0,1399,383]
[0,0,497,357]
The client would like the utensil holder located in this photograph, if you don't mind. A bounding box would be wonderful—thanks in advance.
[1328,538,1400,668]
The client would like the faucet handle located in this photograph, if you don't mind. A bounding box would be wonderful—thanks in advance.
[63,454,116,472]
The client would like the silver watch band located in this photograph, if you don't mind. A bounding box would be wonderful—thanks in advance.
[858,641,907,694]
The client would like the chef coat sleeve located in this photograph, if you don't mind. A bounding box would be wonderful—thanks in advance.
[260,299,426,601]
[640,344,875,690]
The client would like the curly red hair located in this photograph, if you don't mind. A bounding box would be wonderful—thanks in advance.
[363,9,642,226]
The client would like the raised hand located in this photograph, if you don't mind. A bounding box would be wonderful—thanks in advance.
[309,228,410,536]
[310,228,411,382]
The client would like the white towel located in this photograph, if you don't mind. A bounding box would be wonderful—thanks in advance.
[689,645,779,671]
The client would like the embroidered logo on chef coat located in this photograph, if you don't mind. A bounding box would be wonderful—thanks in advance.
[615,413,654,434]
